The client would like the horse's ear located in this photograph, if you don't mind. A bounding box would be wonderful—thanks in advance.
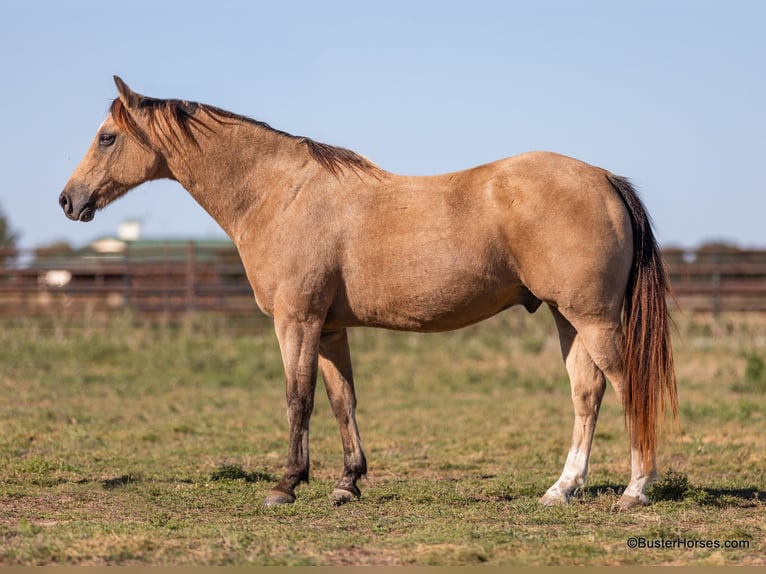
[114,76,143,109]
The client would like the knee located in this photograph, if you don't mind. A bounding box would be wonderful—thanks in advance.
[286,394,315,419]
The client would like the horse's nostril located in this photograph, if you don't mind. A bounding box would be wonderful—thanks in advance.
[59,192,71,213]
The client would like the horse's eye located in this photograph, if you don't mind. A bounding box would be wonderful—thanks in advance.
[99,133,116,147]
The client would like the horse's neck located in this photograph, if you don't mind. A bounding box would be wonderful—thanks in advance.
[166,122,312,241]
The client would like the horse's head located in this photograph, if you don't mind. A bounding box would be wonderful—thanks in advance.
[59,77,169,222]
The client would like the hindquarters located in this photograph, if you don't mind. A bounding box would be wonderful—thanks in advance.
[507,156,676,505]
[508,155,675,476]
[499,153,635,320]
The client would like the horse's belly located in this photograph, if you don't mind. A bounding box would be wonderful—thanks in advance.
[330,274,539,332]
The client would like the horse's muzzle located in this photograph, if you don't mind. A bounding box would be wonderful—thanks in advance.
[59,190,96,222]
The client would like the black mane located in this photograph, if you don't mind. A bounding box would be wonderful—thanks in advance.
[111,97,381,178]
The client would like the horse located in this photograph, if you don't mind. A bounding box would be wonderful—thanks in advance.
[59,77,677,509]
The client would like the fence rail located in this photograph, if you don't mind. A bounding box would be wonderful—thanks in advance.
[1,243,765,319]
[0,243,257,320]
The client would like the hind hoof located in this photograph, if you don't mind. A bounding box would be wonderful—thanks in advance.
[616,494,649,511]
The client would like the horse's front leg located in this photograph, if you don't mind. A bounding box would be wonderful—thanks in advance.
[319,328,367,505]
[264,315,323,506]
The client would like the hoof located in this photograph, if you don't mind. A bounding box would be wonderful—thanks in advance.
[330,486,360,506]
[616,494,649,511]
[539,490,570,506]
[264,489,296,506]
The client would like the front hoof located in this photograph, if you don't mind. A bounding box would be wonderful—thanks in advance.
[540,490,570,507]
[264,489,296,506]
[330,486,361,506]
[616,494,649,511]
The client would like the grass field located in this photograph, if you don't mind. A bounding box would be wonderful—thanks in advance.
[0,308,763,565]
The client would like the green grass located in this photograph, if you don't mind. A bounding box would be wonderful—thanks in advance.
[0,309,764,565]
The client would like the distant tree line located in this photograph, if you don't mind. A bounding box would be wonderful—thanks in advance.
[0,205,17,264]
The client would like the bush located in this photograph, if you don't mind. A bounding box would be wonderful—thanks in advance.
[732,351,766,393]
[649,469,691,502]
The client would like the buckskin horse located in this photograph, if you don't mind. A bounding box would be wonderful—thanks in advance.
[59,77,677,509]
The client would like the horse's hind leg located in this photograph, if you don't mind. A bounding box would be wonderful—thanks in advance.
[541,308,607,505]
[562,315,658,509]
[319,328,367,505]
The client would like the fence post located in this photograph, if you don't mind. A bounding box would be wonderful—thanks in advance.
[711,251,721,316]
[123,249,132,310]
[186,241,196,312]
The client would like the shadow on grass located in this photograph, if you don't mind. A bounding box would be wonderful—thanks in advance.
[102,473,142,490]
[646,470,765,507]
[45,467,275,490]
[689,487,766,507]
[580,480,765,509]
[97,473,194,489]
[209,463,276,483]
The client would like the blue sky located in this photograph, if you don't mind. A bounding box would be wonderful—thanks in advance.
[1,0,764,249]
